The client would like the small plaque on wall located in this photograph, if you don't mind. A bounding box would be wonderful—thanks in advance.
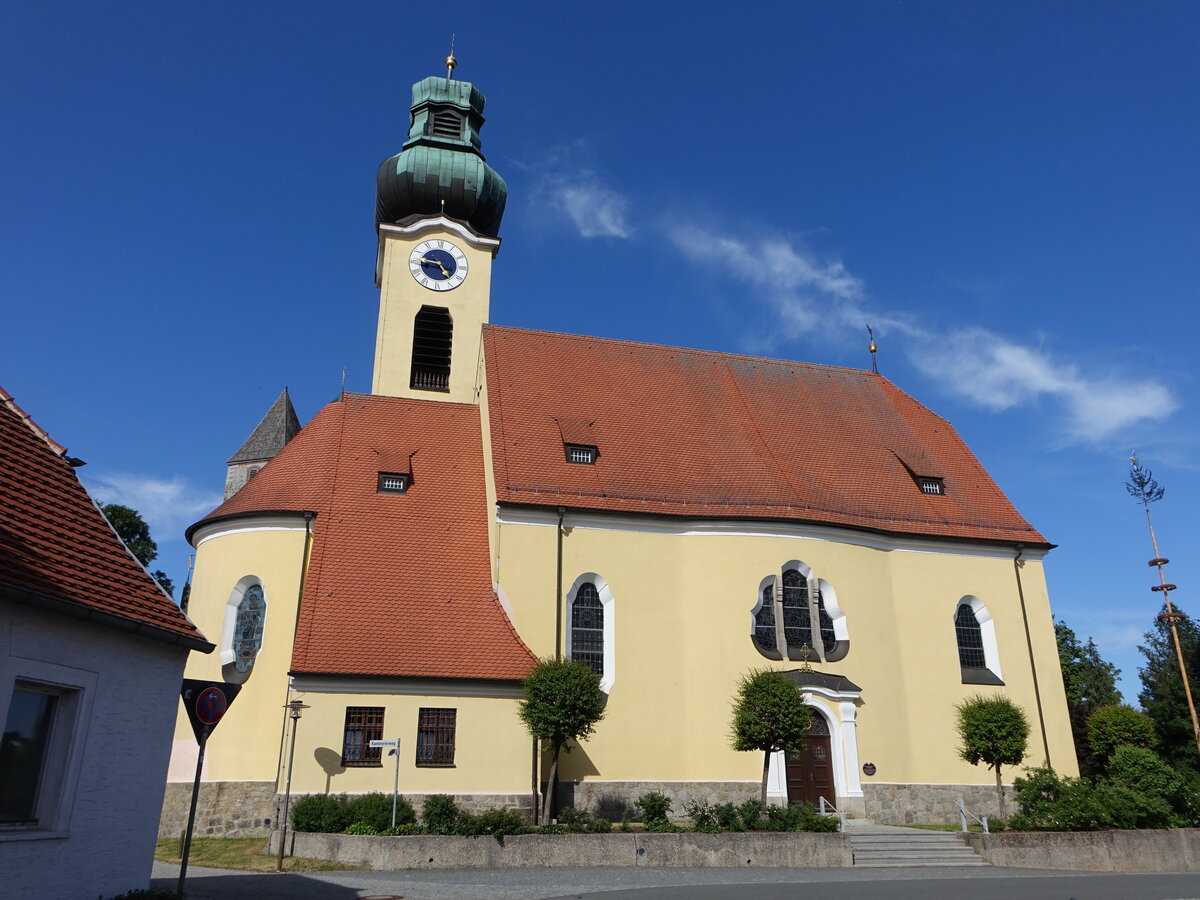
[862,762,877,776]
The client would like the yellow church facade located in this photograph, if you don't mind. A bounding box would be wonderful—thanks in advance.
[162,68,1075,834]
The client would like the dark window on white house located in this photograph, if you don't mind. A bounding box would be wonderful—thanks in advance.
[0,686,58,825]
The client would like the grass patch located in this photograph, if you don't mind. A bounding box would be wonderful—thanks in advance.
[154,837,355,872]
[903,822,985,833]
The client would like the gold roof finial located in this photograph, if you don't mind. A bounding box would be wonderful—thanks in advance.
[867,324,879,375]
[446,34,457,80]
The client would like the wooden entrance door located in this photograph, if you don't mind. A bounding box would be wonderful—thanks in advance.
[786,715,834,808]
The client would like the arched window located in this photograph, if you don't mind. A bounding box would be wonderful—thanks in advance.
[752,565,847,662]
[571,583,604,677]
[567,574,615,692]
[955,597,1003,685]
[233,584,266,674]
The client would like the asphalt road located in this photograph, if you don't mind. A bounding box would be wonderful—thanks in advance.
[152,861,1200,900]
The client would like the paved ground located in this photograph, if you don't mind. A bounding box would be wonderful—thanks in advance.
[152,860,1200,900]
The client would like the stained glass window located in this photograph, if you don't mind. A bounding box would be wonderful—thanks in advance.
[571,583,604,677]
[955,604,987,668]
[754,584,778,655]
[781,569,812,655]
[233,584,265,674]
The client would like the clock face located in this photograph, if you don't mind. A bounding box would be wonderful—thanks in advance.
[409,239,468,291]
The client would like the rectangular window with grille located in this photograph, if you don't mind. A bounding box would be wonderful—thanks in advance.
[918,477,945,495]
[377,472,409,493]
[342,707,384,766]
[416,707,456,766]
[565,444,597,465]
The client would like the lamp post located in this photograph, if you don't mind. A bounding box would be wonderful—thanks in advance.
[276,699,310,872]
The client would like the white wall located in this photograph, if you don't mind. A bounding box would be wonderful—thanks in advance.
[0,603,191,900]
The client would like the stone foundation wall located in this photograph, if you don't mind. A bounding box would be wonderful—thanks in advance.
[559,781,761,822]
[159,781,279,838]
[863,782,1015,825]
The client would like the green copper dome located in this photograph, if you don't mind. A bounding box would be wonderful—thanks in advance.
[376,76,508,237]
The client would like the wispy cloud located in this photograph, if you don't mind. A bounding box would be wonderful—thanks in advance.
[663,224,1176,445]
[910,329,1177,443]
[86,472,222,543]
[549,174,632,238]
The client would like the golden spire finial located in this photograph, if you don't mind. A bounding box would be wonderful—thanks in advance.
[867,324,879,375]
[445,34,457,80]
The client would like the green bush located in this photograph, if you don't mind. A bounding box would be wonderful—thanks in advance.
[758,801,839,833]
[348,792,416,831]
[558,805,614,833]
[646,820,685,832]
[421,794,462,835]
[345,821,378,835]
[538,822,567,834]
[713,802,746,832]
[463,807,530,838]
[588,814,613,833]
[1087,705,1157,763]
[290,793,353,833]
[737,799,767,829]
[381,823,425,835]
[684,799,722,833]
[635,791,672,827]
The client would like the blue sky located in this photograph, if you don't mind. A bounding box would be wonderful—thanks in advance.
[3,2,1196,703]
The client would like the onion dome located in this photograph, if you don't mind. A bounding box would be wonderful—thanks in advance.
[376,76,508,238]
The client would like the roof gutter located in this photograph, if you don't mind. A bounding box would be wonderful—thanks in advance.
[0,582,214,654]
[185,508,319,545]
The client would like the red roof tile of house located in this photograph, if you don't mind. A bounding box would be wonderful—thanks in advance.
[483,327,1048,546]
[0,387,210,648]
[200,393,536,680]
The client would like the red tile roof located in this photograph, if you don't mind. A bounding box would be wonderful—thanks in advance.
[483,327,1048,546]
[0,387,210,648]
[201,393,536,680]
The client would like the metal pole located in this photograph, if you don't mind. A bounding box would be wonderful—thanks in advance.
[275,710,301,872]
[391,747,400,829]
[177,730,207,896]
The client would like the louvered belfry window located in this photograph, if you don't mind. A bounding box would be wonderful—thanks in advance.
[416,708,457,766]
[342,707,384,766]
[430,108,462,139]
[571,583,604,676]
[410,306,452,391]
[955,604,987,668]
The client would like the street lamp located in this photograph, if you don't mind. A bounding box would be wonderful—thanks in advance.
[276,698,310,872]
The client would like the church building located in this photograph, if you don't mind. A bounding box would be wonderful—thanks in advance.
[162,63,1076,834]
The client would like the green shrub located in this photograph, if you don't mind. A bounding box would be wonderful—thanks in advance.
[635,791,672,827]
[290,793,353,833]
[1087,705,1157,763]
[737,798,767,830]
[684,798,722,833]
[713,802,746,832]
[754,801,838,833]
[646,820,685,832]
[588,814,613,833]
[466,807,530,839]
[345,821,378,835]
[421,794,462,835]
[558,806,590,830]
[347,792,416,831]
[619,816,633,832]
[538,822,567,834]
[381,823,425,835]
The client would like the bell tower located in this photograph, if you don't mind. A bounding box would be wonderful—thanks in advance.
[372,62,507,403]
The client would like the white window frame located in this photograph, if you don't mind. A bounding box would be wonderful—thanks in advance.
[0,658,96,839]
[751,561,849,663]
[219,575,268,683]
[956,594,1002,679]
[566,572,615,694]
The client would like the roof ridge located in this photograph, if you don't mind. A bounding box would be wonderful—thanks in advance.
[0,386,68,457]
[483,324,878,378]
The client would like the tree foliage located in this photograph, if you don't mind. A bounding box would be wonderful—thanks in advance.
[101,503,174,597]
[730,669,811,804]
[1055,619,1122,777]
[1139,604,1200,775]
[1086,704,1156,765]
[519,658,605,823]
[956,694,1029,819]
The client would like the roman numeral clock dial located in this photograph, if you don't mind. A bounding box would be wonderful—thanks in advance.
[408,239,468,291]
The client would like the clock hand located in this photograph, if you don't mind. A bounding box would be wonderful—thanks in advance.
[419,256,451,277]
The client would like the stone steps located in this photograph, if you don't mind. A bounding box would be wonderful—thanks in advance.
[849,830,986,867]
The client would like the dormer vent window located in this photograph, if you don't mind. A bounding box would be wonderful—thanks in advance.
[565,444,598,465]
[378,472,410,494]
[431,109,463,139]
[918,477,945,496]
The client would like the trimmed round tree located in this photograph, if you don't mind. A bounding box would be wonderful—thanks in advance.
[955,694,1029,820]
[519,658,606,823]
[731,669,812,805]
[1087,703,1157,764]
